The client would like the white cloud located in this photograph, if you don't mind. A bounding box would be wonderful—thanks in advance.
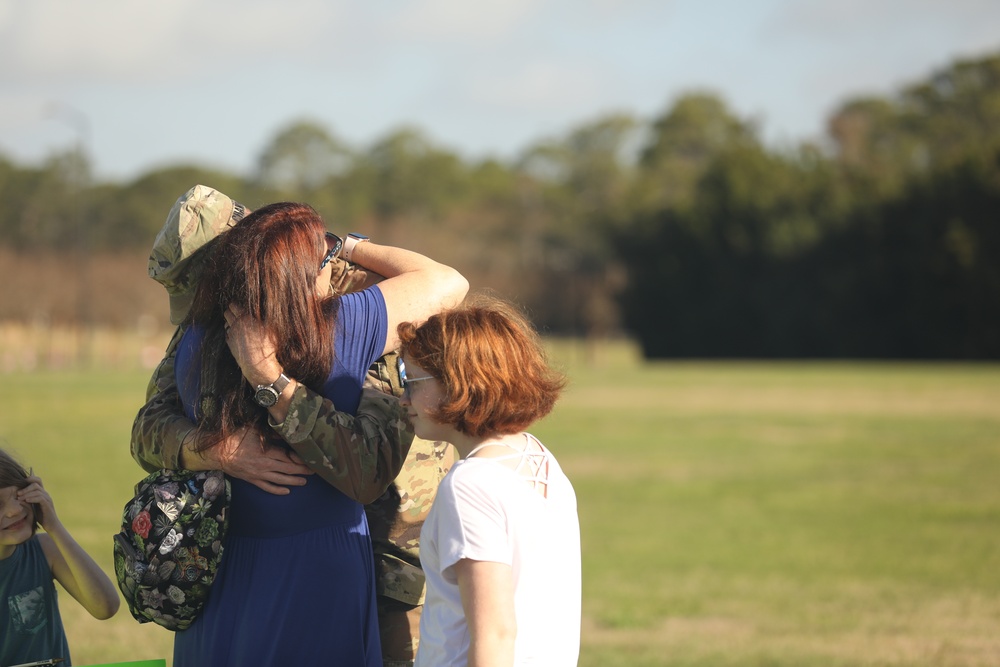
[0,94,49,128]
[1,0,997,178]
[0,0,355,83]
[386,0,539,44]
[470,60,603,113]
[784,0,992,30]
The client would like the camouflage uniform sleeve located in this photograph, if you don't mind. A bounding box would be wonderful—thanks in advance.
[130,327,197,472]
[329,259,383,297]
[362,353,457,605]
[270,381,415,505]
[133,328,415,501]
[367,436,455,604]
[131,254,381,474]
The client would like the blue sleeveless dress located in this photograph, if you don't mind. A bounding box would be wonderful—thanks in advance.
[172,289,387,667]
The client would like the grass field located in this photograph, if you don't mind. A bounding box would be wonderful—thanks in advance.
[2,340,999,666]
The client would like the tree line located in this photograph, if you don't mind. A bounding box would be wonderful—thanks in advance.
[1,52,998,358]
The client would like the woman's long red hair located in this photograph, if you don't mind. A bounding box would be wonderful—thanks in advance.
[186,202,337,451]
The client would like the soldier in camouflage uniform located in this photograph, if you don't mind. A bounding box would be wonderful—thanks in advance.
[130,185,455,666]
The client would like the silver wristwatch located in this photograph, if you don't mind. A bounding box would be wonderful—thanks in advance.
[253,373,291,407]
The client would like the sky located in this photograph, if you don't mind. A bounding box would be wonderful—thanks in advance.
[1,0,998,182]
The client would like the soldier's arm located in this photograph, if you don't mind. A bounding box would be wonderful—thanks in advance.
[223,290,416,503]
[368,434,455,605]
[130,327,195,472]
[272,384,415,504]
[284,252,412,501]
[131,328,413,501]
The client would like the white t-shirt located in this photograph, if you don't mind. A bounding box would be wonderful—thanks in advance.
[415,434,582,667]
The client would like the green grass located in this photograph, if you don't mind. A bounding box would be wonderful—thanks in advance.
[1,368,176,665]
[3,343,1000,666]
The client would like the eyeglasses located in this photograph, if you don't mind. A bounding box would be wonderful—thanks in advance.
[397,357,435,392]
[320,231,343,271]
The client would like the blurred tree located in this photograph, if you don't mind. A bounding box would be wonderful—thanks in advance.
[87,166,247,249]
[806,149,1000,358]
[0,150,88,250]
[360,126,470,241]
[0,155,37,248]
[695,143,844,257]
[618,143,829,357]
[636,92,758,214]
[618,141,1000,359]
[508,113,641,337]
[903,53,1000,167]
[514,139,573,266]
[562,112,639,225]
[827,97,914,199]
[255,119,354,198]
[828,53,1000,198]
[467,158,520,211]
[453,158,522,255]
[2,48,998,355]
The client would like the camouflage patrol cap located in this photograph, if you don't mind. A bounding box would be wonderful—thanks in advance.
[149,184,250,325]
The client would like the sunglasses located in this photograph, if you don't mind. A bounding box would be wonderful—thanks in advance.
[397,356,435,392]
[320,231,343,271]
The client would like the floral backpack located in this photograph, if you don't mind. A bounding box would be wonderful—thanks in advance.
[113,468,230,631]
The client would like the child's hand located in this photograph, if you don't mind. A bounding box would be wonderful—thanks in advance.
[16,472,121,619]
[17,475,59,531]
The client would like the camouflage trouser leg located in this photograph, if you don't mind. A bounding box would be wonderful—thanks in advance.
[379,596,422,667]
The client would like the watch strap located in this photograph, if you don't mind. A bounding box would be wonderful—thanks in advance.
[270,372,290,396]
[342,233,370,263]
[254,372,291,407]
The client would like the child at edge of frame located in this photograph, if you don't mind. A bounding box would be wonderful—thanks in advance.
[0,446,120,666]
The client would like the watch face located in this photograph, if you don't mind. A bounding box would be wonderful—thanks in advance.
[254,386,278,407]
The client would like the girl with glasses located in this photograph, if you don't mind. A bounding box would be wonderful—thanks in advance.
[397,295,581,667]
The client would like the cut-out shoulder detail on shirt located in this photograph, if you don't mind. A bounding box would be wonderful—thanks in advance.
[465,433,551,498]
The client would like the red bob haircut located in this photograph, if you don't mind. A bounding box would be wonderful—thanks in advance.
[397,294,566,438]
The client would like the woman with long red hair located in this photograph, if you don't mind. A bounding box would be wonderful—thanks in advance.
[172,201,467,666]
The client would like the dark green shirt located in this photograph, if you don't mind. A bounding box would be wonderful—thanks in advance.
[0,535,71,666]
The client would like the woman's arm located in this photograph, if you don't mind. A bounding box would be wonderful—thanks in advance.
[21,476,120,620]
[133,184,408,495]
[454,558,517,667]
[347,242,469,355]
[133,324,412,502]
[130,328,314,495]
[224,306,415,504]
